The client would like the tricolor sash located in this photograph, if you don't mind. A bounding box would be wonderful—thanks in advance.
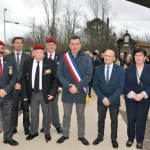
[64,52,87,93]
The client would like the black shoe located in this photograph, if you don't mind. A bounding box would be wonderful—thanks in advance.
[12,128,17,134]
[57,136,69,143]
[78,137,90,145]
[93,137,103,145]
[112,140,118,148]
[126,140,133,147]
[4,139,19,146]
[56,127,62,134]
[45,134,51,141]
[136,143,143,149]
[40,128,44,133]
[26,133,39,140]
[18,106,23,111]
[24,128,30,135]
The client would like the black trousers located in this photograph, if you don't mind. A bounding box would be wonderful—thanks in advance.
[97,106,119,140]
[12,89,30,130]
[125,100,149,143]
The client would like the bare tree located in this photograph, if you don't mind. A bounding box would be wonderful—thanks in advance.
[42,0,61,38]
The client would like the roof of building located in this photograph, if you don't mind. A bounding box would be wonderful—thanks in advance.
[134,40,150,47]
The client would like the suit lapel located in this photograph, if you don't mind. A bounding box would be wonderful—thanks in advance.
[2,57,8,77]
[11,52,17,67]
[42,58,47,80]
[100,64,107,85]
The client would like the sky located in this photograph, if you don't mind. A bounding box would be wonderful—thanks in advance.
[0,0,150,43]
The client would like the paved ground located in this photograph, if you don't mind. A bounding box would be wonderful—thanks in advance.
[0,89,149,150]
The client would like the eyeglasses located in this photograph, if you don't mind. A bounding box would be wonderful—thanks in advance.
[104,55,115,58]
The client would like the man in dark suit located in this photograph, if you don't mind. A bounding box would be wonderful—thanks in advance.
[0,40,18,146]
[92,49,124,148]
[21,44,59,141]
[6,37,31,135]
[40,38,62,134]
[92,51,102,72]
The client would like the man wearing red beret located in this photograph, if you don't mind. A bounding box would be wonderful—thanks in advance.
[21,44,59,141]
[0,40,18,146]
[6,37,31,135]
[40,38,62,134]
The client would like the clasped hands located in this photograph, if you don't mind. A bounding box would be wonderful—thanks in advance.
[69,84,79,94]
[15,83,21,90]
[0,89,7,98]
[103,98,110,106]
[133,93,144,101]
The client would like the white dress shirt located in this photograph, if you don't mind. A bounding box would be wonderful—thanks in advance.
[47,51,55,60]
[14,51,22,63]
[0,56,3,70]
[32,59,43,90]
[104,63,113,82]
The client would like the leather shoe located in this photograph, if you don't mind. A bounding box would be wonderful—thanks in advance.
[26,133,39,140]
[45,134,51,141]
[4,139,19,146]
[24,128,30,135]
[57,136,69,143]
[40,128,44,133]
[56,127,62,134]
[78,137,90,145]
[136,143,143,149]
[93,137,103,145]
[112,140,118,148]
[126,140,133,147]
[12,128,17,134]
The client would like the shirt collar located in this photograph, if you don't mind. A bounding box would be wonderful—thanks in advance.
[105,63,113,68]
[14,50,22,55]
[0,56,3,61]
[33,59,43,63]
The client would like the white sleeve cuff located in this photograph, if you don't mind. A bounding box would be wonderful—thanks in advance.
[141,91,148,99]
[103,97,106,102]
[127,91,136,99]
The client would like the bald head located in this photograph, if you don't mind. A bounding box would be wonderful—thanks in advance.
[104,49,115,65]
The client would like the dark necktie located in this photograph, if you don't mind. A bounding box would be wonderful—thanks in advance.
[106,66,109,83]
[34,62,40,93]
[0,59,2,76]
[49,53,52,59]
[16,53,20,71]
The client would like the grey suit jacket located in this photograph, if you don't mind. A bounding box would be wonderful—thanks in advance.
[6,52,32,82]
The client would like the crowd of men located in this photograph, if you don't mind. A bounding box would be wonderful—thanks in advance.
[0,35,149,150]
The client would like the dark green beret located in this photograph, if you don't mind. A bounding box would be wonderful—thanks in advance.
[23,48,31,52]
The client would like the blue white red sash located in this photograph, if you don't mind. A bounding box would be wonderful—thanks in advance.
[64,52,87,93]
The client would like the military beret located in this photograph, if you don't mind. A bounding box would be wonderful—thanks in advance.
[0,40,5,46]
[92,51,97,55]
[46,38,57,44]
[33,44,44,50]
[23,48,31,52]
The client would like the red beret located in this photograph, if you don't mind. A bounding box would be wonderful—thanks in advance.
[46,38,57,44]
[0,40,5,46]
[33,44,44,50]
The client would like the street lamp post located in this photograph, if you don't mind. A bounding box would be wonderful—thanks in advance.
[4,8,19,46]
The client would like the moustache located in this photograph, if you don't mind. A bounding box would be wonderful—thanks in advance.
[0,51,4,54]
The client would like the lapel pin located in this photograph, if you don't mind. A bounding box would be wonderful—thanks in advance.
[4,62,6,63]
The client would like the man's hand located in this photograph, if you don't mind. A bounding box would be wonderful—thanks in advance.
[57,87,62,93]
[24,98,28,101]
[0,89,7,98]
[47,95,54,100]
[69,84,78,94]
[103,98,110,106]
[133,93,144,101]
[15,83,21,90]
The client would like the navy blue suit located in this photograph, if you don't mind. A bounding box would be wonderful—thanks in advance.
[0,57,16,141]
[124,64,150,143]
[93,63,124,140]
